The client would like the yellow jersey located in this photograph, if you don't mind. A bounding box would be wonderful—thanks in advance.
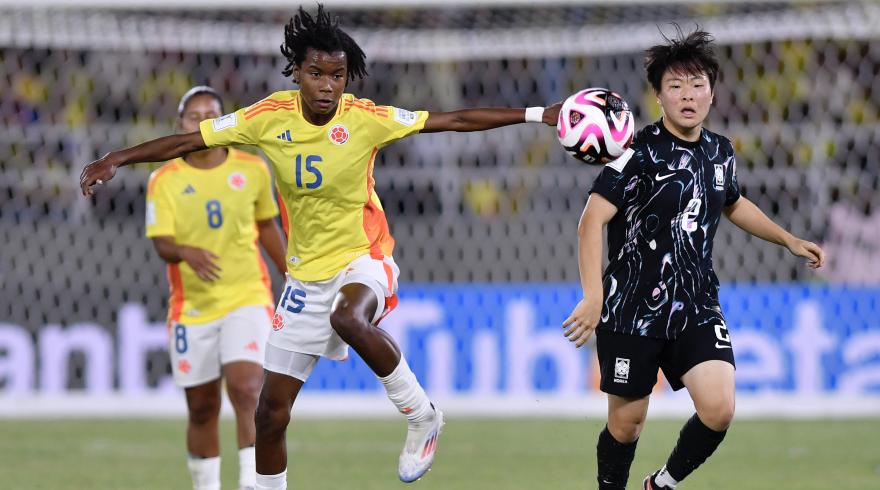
[145,148,279,325]
[199,90,428,281]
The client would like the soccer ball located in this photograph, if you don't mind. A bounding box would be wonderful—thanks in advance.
[557,88,634,165]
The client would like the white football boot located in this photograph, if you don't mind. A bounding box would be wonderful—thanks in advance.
[398,407,445,483]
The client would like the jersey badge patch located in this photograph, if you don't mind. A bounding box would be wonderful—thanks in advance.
[212,113,237,132]
[394,108,418,126]
[614,357,630,383]
[228,172,247,191]
[146,202,156,226]
[714,163,725,189]
[328,124,350,145]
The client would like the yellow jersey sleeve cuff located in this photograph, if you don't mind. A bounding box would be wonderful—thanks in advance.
[414,111,429,133]
[145,228,174,238]
[255,210,280,221]
[199,119,220,148]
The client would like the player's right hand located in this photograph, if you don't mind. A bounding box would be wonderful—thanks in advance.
[562,297,602,348]
[786,237,826,269]
[179,246,222,282]
[79,154,119,197]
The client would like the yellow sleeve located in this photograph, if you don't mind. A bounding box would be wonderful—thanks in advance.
[368,105,429,148]
[199,106,261,148]
[145,171,176,238]
[254,160,279,221]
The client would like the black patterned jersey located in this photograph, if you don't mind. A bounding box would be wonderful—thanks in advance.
[589,120,741,339]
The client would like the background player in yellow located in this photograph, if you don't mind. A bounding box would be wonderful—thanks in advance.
[80,4,560,488]
[146,86,287,490]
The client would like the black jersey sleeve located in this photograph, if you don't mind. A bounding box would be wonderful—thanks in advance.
[589,148,638,210]
[724,151,741,207]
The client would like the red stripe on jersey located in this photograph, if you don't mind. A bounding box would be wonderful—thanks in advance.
[147,162,180,196]
[362,147,395,259]
[276,189,290,238]
[167,264,184,327]
[246,99,296,113]
[245,106,298,120]
[245,101,296,117]
[351,101,378,113]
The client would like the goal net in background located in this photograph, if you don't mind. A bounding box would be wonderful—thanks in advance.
[1,0,878,416]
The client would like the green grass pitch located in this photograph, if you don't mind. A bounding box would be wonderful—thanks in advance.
[2,418,878,489]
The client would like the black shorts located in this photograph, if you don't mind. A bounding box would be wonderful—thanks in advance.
[596,323,736,398]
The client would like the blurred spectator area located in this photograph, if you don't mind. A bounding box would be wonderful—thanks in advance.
[1,1,878,333]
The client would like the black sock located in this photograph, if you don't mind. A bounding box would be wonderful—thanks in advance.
[596,425,638,490]
[664,413,727,482]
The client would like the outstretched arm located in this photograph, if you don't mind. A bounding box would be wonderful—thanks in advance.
[79,131,207,196]
[724,196,825,269]
[420,103,560,133]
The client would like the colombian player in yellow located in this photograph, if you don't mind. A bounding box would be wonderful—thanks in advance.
[146,86,287,490]
[80,4,560,488]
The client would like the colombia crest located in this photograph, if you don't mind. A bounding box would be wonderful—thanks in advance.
[328,124,350,145]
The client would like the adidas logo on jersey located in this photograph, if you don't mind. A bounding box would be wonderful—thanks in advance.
[276,129,292,142]
[182,184,196,195]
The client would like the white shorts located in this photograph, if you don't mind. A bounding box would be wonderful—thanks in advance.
[169,304,272,388]
[268,254,400,361]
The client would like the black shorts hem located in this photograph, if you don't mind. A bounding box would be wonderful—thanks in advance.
[596,326,736,396]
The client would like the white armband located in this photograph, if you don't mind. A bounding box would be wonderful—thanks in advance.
[524,106,545,123]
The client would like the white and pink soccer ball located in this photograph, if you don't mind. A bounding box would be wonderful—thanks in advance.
[557,88,634,165]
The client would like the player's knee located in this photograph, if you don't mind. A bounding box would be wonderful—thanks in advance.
[607,417,644,443]
[227,378,261,412]
[188,398,221,427]
[329,308,370,343]
[698,398,735,431]
[255,396,290,437]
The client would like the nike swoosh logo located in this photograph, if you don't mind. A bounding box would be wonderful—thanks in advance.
[715,343,732,349]
[655,172,676,181]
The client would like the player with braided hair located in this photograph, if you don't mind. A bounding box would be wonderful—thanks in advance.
[81,4,560,488]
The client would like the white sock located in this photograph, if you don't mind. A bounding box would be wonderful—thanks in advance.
[186,455,221,490]
[378,356,434,424]
[255,470,287,490]
[239,446,256,488]
[655,466,678,488]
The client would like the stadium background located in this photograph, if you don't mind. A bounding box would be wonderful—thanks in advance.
[0,0,878,488]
